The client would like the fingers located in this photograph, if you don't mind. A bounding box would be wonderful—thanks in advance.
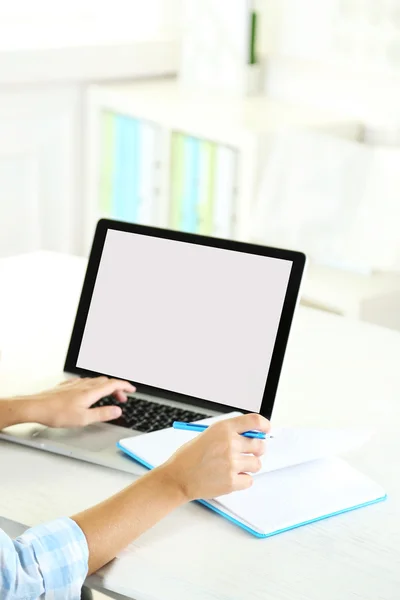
[236,454,262,474]
[239,436,265,457]
[60,376,135,392]
[208,420,267,457]
[232,473,254,492]
[93,378,136,397]
[85,405,122,425]
[227,413,270,435]
[89,376,135,393]
[81,377,135,407]
[229,457,262,494]
[113,390,129,403]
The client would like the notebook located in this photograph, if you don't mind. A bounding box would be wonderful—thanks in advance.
[117,413,386,538]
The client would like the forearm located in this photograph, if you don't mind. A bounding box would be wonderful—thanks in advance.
[72,465,186,574]
[0,397,38,429]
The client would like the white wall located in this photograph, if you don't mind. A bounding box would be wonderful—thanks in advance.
[0,0,182,44]
[260,0,400,137]
[0,0,181,258]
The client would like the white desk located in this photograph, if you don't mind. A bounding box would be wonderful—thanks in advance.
[0,251,399,600]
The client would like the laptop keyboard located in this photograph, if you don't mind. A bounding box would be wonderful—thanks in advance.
[91,396,212,433]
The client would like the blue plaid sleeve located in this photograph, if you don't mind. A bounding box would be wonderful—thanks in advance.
[0,517,89,600]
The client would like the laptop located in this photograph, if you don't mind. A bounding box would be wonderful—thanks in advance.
[0,220,306,474]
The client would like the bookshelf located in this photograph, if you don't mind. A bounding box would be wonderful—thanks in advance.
[83,78,361,253]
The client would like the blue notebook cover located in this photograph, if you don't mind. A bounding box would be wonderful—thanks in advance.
[116,442,386,539]
[181,136,200,233]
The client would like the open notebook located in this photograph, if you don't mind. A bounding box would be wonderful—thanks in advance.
[117,413,386,538]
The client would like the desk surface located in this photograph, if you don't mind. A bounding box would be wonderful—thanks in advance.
[0,251,399,600]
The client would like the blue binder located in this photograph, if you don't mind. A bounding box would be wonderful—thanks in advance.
[181,136,200,233]
[112,115,140,222]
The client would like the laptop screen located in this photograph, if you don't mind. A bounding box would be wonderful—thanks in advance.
[75,228,294,413]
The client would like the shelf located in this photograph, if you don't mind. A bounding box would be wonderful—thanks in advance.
[0,37,179,84]
[89,79,362,144]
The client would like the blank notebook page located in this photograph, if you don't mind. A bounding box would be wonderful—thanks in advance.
[213,458,386,534]
[262,428,371,473]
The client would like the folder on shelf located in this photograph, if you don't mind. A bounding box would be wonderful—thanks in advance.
[112,115,140,223]
[117,415,386,539]
[170,132,185,230]
[213,145,237,238]
[197,140,216,235]
[137,121,158,226]
[181,136,200,233]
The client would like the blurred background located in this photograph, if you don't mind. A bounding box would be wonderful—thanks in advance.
[1,0,400,331]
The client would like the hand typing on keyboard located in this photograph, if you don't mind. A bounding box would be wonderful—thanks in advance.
[1,376,136,430]
[92,395,211,432]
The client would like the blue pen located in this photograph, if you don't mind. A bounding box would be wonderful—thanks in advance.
[172,421,267,439]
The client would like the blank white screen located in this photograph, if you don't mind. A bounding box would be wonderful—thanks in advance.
[77,229,293,412]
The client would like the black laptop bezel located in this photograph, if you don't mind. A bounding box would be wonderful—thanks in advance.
[64,219,306,420]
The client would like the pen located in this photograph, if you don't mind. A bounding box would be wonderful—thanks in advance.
[173,421,267,439]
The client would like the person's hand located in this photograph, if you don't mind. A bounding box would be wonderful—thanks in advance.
[24,377,135,428]
[160,413,270,500]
